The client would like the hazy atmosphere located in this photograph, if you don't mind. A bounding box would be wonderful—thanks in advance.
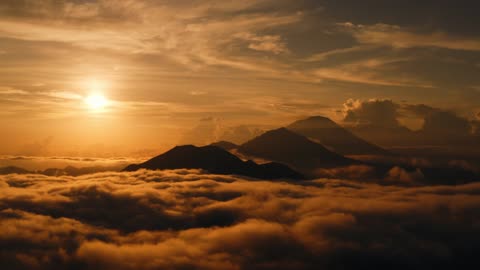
[1,0,479,156]
[1,1,480,269]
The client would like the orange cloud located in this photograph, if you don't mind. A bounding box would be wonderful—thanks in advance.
[0,170,480,269]
[342,23,480,51]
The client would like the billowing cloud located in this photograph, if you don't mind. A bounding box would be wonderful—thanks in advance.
[343,99,400,127]
[384,166,424,184]
[422,111,471,136]
[341,99,480,150]
[402,104,476,137]
[343,99,478,133]
[179,117,223,146]
[218,125,264,145]
[1,170,480,269]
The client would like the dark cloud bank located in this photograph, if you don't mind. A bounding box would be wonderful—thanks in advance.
[1,169,480,269]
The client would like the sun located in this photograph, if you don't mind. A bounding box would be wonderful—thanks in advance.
[85,93,108,111]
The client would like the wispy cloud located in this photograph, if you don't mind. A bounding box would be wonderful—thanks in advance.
[0,86,28,95]
[303,45,376,62]
[235,32,289,54]
[341,22,480,51]
[311,57,434,87]
[0,0,301,73]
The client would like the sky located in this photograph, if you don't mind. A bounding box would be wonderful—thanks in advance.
[1,0,480,156]
[1,2,480,269]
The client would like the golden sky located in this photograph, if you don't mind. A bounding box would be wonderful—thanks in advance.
[1,0,479,156]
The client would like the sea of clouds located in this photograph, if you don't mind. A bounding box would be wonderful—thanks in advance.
[1,169,480,269]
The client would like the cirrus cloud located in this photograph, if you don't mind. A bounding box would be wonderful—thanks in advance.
[341,22,480,51]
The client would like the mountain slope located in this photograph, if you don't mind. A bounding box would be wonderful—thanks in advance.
[210,141,239,151]
[238,128,356,175]
[123,145,304,180]
[287,116,389,155]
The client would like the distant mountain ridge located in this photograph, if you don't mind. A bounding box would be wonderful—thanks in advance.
[210,141,239,151]
[0,166,31,175]
[124,145,304,180]
[287,116,390,155]
[238,128,356,177]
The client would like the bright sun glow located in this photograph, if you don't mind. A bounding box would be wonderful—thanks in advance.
[85,93,108,111]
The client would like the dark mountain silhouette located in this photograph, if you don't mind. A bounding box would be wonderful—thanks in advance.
[42,168,67,176]
[210,141,238,151]
[346,124,418,148]
[0,166,31,175]
[288,116,390,155]
[123,145,304,180]
[238,128,356,176]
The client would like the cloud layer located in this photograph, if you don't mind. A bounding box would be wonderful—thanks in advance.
[1,169,480,269]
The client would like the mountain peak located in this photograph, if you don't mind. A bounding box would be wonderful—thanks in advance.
[123,145,303,180]
[304,116,334,121]
[289,116,338,129]
[239,128,355,175]
[257,127,305,140]
[288,116,389,156]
